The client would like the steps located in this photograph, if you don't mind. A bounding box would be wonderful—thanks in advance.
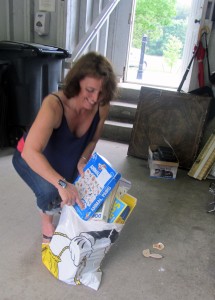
[101,86,140,144]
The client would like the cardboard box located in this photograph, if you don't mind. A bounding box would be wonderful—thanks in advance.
[73,152,121,220]
[148,145,179,179]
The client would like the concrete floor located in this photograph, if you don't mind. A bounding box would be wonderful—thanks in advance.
[1,139,215,300]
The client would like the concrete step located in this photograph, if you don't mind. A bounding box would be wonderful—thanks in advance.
[117,85,140,104]
[108,101,137,123]
[101,120,133,144]
[101,85,140,144]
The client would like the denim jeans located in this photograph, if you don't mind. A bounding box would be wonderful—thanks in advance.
[12,149,61,214]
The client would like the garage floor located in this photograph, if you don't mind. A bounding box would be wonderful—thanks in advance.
[1,139,215,300]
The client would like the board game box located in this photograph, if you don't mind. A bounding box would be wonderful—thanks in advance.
[92,182,119,222]
[108,193,137,224]
[92,177,132,222]
[73,152,121,220]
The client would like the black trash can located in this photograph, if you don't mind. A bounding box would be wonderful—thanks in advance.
[0,41,70,130]
[0,59,11,147]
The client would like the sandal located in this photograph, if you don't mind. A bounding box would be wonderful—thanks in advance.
[42,234,53,243]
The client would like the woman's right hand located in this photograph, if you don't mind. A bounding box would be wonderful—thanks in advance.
[58,182,84,209]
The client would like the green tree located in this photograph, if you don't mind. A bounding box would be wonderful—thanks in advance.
[133,0,176,48]
[146,1,190,57]
[147,18,188,56]
[163,35,182,71]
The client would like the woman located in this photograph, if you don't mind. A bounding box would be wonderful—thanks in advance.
[12,52,117,243]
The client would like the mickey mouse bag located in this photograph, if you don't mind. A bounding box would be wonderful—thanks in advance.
[42,153,136,290]
[42,205,123,290]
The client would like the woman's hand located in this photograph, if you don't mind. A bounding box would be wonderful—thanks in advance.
[77,156,88,177]
[58,182,84,209]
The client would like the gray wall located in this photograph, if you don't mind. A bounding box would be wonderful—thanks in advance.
[0,0,133,79]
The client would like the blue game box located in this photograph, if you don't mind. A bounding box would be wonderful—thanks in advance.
[73,152,121,220]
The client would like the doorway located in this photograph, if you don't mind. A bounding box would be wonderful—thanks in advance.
[125,0,194,89]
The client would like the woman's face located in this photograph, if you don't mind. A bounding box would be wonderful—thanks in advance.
[78,76,103,109]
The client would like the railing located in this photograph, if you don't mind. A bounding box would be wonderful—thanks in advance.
[64,0,121,70]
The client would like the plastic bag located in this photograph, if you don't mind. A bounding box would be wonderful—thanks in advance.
[42,205,123,290]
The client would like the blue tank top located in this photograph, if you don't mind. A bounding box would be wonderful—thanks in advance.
[43,94,100,182]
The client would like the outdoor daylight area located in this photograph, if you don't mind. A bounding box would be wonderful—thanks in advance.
[126,0,193,89]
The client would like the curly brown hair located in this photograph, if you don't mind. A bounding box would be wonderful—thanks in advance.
[62,52,118,105]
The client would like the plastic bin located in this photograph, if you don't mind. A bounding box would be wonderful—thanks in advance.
[0,41,70,128]
[0,60,11,147]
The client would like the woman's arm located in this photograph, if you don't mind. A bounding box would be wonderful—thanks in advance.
[77,103,110,176]
[22,95,62,185]
[22,95,83,208]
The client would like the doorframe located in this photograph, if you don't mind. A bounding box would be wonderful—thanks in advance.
[182,0,215,92]
[123,0,215,91]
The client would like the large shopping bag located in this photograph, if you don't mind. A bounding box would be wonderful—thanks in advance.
[42,205,123,290]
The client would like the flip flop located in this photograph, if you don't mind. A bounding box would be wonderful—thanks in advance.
[142,248,163,259]
[153,242,164,250]
[42,234,53,243]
